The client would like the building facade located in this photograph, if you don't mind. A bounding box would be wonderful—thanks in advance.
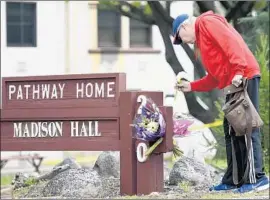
[1,1,196,163]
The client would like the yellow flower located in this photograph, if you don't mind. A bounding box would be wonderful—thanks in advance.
[146,121,159,133]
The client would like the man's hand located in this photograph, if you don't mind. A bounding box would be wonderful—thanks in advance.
[232,74,243,87]
[175,80,191,92]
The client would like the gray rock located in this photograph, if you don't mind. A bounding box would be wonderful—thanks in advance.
[42,168,103,198]
[13,155,122,199]
[11,172,39,189]
[24,181,49,198]
[82,178,120,198]
[53,157,81,169]
[38,164,71,181]
[93,151,120,178]
[169,156,218,188]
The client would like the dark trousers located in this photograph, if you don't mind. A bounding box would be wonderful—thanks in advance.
[222,76,266,185]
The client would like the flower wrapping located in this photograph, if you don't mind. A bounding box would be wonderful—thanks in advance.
[132,95,183,159]
[132,96,166,142]
[173,113,195,137]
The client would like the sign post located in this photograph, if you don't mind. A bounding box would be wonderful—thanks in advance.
[0,73,173,196]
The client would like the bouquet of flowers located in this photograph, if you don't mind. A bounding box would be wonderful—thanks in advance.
[173,113,194,137]
[131,95,183,158]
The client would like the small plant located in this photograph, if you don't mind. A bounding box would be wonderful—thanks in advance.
[255,34,269,173]
[178,181,191,193]
[24,177,38,187]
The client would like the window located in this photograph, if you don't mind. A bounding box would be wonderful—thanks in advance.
[98,8,121,48]
[130,19,152,48]
[6,2,37,47]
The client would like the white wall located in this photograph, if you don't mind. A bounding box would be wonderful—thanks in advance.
[67,1,92,74]
[1,1,67,162]
[1,1,66,77]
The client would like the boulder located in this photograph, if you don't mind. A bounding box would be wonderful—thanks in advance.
[42,168,103,198]
[13,155,120,199]
[53,157,81,169]
[93,151,120,178]
[169,156,222,189]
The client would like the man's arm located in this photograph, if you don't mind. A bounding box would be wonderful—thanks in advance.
[190,73,218,92]
[202,16,247,76]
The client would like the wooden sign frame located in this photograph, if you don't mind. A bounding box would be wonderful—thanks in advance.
[0,73,173,195]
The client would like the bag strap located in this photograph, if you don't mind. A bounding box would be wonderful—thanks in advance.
[223,78,248,96]
[231,101,253,186]
[242,78,249,91]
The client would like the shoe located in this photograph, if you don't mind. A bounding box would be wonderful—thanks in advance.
[209,183,237,191]
[236,176,269,193]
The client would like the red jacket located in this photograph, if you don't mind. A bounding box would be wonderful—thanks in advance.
[190,11,260,92]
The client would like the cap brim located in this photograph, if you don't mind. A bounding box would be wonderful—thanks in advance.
[173,35,182,45]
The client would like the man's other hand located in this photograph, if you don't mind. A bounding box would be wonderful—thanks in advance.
[175,80,191,92]
[232,74,243,87]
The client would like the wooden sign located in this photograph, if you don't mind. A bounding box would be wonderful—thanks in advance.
[2,73,125,109]
[0,73,173,196]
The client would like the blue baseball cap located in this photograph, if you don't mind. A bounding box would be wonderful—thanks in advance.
[172,14,189,45]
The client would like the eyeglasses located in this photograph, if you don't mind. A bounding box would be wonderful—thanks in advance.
[175,26,182,41]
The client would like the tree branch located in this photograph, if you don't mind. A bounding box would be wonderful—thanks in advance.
[196,1,216,13]
[149,1,174,25]
[181,44,206,77]
[118,6,154,24]
[224,1,255,33]
[145,1,219,123]
[101,1,155,25]
[148,1,184,74]
[225,1,247,21]
[119,1,155,24]
[219,1,232,10]
[166,1,171,15]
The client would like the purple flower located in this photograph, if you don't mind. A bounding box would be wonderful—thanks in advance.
[132,97,166,142]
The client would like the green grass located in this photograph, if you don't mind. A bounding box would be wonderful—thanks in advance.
[1,174,13,186]
[178,181,191,193]
[43,155,98,166]
[116,195,142,199]
[201,190,269,199]
[205,155,269,175]
[205,158,227,170]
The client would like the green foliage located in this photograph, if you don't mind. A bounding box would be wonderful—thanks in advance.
[24,177,38,187]
[209,98,226,160]
[178,181,191,192]
[239,10,269,173]
[98,0,152,16]
[98,0,119,10]
[205,158,227,170]
[255,34,269,173]
[256,34,269,136]
[253,0,268,11]
[238,11,269,52]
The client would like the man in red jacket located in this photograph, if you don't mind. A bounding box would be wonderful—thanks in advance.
[172,11,269,193]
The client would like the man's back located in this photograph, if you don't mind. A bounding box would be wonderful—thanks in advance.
[194,11,260,89]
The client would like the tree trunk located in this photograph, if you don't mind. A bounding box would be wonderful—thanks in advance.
[149,1,217,123]
[196,1,216,13]
[219,1,232,10]
[232,2,255,32]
